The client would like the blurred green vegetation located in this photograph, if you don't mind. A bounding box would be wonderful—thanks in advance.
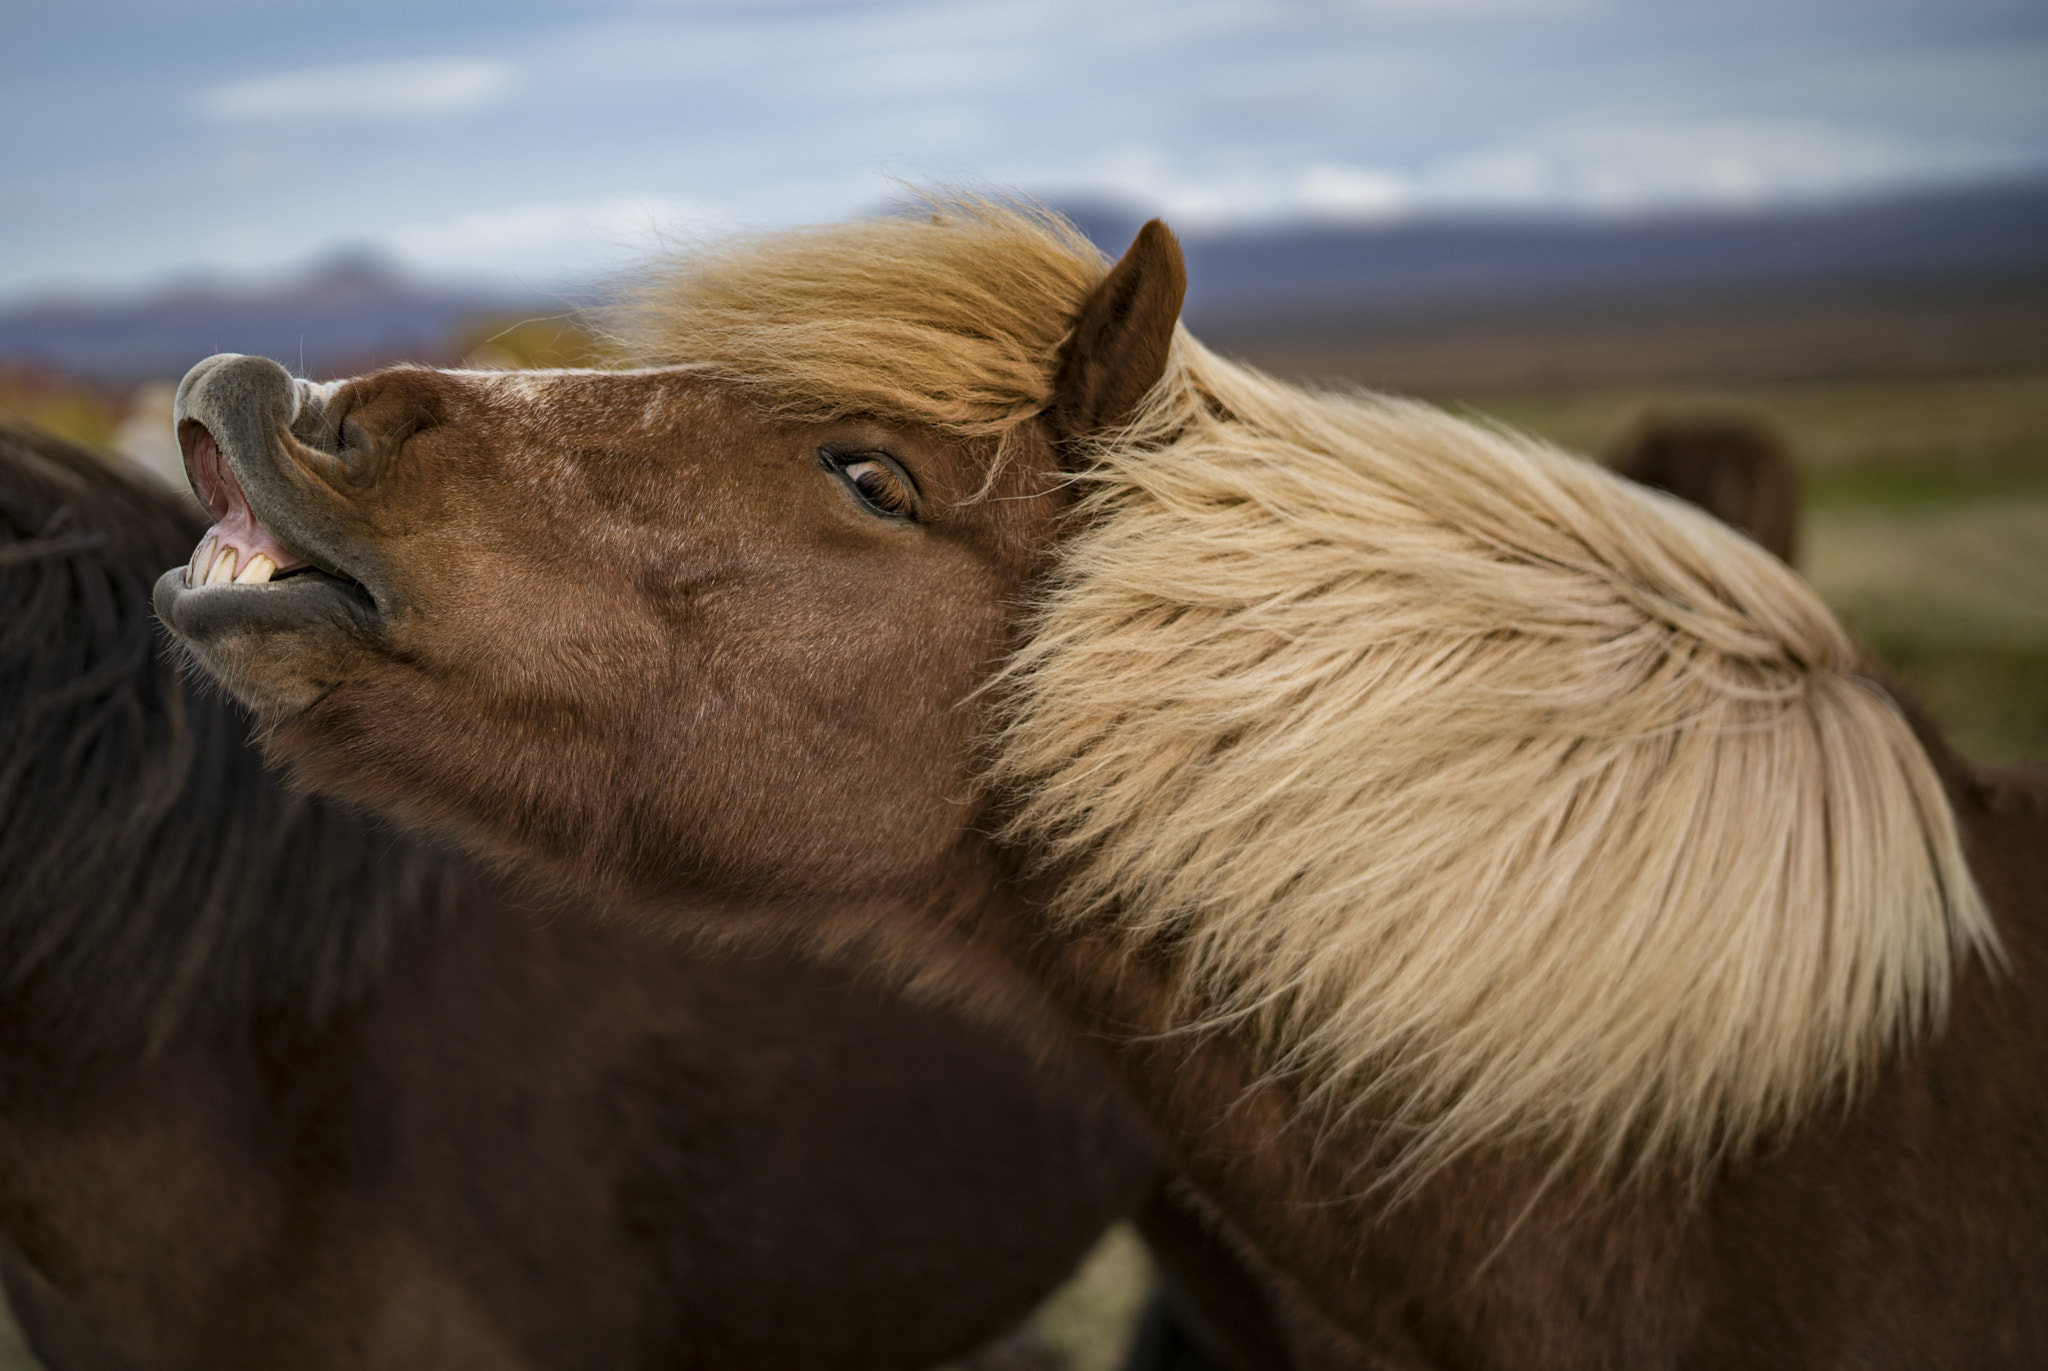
[949,1224,1155,1371]
[0,367,122,449]
[452,313,610,370]
[0,1293,38,1370]
[1020,1225,1154,1371]
[1467,369,2048,764]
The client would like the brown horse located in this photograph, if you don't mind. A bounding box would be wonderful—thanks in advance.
[153,199,2048,1369]
[0,415,1177,1370]
[1607,411,1801,564]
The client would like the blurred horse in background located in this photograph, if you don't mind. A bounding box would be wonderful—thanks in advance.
[1608,410,1801,564]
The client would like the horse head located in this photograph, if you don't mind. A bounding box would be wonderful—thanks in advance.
[154,214,1187,905]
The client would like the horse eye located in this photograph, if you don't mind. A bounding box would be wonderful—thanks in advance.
[823,451,918,520]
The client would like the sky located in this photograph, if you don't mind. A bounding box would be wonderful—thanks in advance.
[3,0,2045,301]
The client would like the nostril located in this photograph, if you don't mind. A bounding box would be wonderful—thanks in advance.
[178,420,233,522]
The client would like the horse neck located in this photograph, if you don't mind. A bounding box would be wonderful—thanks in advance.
[921,834,1703,1340]
[894,842,1334,1215]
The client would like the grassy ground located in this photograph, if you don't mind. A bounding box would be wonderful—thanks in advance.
[952,1225,1157,1371]
[0,1297,37,1371]
[1462,369,2048,764]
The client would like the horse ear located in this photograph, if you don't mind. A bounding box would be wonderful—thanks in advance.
[1047,219,1186,444]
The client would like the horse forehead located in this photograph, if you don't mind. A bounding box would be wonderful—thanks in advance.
[476,366,744,439]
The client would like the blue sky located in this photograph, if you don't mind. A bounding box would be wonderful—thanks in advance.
[4,0,2044,301]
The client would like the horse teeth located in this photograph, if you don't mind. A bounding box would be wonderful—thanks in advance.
[187,536,215,587]
[205,546,238,585]
[234,553,277,585]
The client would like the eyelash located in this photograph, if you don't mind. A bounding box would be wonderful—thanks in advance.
[822,450,918,520]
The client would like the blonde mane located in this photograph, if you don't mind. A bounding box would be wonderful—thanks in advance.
[616,196,1997,1181]
[608,193,1104,438]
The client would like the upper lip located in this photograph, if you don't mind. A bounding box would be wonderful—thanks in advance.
[165,353,372,603]
[178,419,315,588]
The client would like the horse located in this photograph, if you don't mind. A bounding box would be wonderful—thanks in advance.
[150,195,2048,1369]
[1606,411,1801,564]
[0,414,1194,1370]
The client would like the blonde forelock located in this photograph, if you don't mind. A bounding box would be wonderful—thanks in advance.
[607,193,1108,438]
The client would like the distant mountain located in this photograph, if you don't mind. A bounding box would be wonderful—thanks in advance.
[1066,178,2048,389]
[0,252,544,382]
[1166,180,2048,331]
[5,179,2045,387]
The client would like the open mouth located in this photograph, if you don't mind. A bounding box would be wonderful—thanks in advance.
[179,420,320,588]
[155,354,383,687]
[175,419,375,620]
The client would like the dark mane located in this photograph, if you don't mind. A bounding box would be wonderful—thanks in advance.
[0,417,460,1055]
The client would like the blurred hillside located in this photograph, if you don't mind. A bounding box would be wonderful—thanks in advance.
[5,178,2046,390]
[0,251,545,384]
[1184,180,2048,394]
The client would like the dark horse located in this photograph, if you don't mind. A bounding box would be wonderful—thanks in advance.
[0,416,1172,1369]
[153,201,2048,1368]
[1607,411,1801,564]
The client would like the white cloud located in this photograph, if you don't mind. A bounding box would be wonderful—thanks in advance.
[1422,148,1551,203]
[1340,0,1599,16]
[380,195,735,278]
[1016,116,2001,232]
[1423,118,1987,211]
[1298,163,1413,220]
[1049,144,1416,227]
[195,58,516,122]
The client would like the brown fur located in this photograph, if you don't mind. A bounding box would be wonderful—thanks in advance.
[1,417,1163,1369]
[1607,411,1802,564]
[150,201,2048,1367]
